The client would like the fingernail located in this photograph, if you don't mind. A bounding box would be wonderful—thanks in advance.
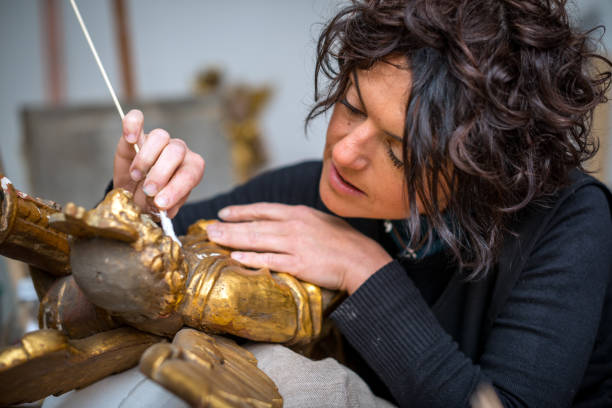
[143,183,157,197]
[126,133,137,143]
[218,208,231,219]
[206,224,222,239]
[155,195,168,208]
[231,252,243,261]
[131,170,142,181]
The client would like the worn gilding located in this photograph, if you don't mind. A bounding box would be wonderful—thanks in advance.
[0,173,70,275]
[0,328,161,406]
[140,328,282,408]
[0,185,334,406]
[51,188,324,345]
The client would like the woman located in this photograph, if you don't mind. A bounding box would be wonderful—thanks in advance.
[113,0,612,406]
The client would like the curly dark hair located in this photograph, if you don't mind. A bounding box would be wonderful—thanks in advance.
[307,0,612,278]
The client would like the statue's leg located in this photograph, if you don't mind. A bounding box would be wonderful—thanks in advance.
[39,275,120,338]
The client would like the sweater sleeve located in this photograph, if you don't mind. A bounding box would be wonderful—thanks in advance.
[172,161,324,235]
[331,184,612,407]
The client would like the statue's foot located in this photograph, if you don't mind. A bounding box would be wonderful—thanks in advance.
[49,189,142,242]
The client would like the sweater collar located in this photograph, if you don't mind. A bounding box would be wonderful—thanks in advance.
[383,217,446,260]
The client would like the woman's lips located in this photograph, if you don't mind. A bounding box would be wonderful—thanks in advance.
[329,163,365,196]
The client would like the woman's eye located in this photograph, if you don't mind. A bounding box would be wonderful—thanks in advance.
[386,140,404,169]
[339,99,365,117]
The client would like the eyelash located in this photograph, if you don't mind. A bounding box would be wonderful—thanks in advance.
[339,98,365,117]
[386,141,404,168]
[339,98,404,169]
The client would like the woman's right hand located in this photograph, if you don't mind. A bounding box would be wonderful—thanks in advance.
[113,109,205,218]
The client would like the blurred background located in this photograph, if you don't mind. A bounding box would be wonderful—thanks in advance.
[0,0,611,344]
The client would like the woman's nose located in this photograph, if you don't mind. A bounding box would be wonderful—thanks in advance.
[332,122,376,169]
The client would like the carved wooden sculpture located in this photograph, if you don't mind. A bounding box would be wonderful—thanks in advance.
[0,175,335,406]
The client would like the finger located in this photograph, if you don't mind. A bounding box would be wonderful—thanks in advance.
[131,180,150,210]
[206,221,291,252]
[119,178,160,216]
[121,109,144,154]
[153,151,205,210]
[113,158,139,194]
[218,202,305,222]
[129,128,170,182]
[114,110,144,189]
[141,139,187,198]
[231,251,295,273]
[166,195,189,219]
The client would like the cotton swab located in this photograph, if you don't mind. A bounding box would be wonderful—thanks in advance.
[69,0,124,120]
[69,0,181,246]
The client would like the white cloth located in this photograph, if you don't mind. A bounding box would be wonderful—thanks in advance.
[42,365,187,408]
[247,343,396,408]
[43,343,396,408]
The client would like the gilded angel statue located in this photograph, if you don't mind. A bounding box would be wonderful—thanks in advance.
[0,175,338,407]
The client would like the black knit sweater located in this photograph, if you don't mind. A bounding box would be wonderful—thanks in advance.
[172,161,612,407]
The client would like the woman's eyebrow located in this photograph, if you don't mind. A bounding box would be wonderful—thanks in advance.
[385,131,403,142]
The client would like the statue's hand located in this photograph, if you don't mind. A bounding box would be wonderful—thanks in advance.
[205,203,393,294]
[113,109,205,218]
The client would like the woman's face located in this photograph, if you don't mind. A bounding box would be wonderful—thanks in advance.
[319,56,413,219]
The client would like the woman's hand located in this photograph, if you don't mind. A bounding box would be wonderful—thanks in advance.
[113,109,205,217]
[205,203,393,294]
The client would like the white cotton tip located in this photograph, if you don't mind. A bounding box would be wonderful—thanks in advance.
[1,176,12,190]
[159,210,182,247]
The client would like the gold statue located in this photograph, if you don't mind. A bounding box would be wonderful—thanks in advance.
[0,175,336,406]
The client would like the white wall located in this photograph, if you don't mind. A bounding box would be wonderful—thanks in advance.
[0,0,343,192]
[1,0,611,194]
[1,0,45,189]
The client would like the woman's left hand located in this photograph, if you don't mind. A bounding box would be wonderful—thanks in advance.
[205,203,393,294]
